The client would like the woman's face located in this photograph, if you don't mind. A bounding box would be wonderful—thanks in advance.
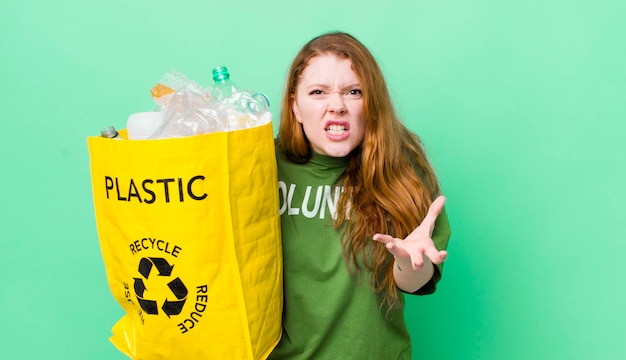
[292,54,365,157]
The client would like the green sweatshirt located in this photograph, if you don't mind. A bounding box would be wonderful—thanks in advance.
[268,150,451,360]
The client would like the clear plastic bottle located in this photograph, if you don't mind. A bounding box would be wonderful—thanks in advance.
[210,66,238,102]
[101,125,122,139]
[208,66,270,129]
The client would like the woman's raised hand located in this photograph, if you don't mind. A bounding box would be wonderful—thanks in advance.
[373,195,448,270]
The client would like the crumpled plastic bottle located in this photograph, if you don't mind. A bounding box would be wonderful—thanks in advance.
[208,66,271,130]
[151,83,224,138]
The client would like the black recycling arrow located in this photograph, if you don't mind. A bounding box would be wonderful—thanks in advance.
[138,298,159,315]
[133,278,147,297]
[138,257,174,278]
[162,278,188,317]
[151,257,174,276]
[138,258,153,279]
[134,278,159,314]
[168,277,188,299]
[162,299,186,317]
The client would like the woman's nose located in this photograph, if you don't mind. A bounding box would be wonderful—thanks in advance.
[328,92,346,113]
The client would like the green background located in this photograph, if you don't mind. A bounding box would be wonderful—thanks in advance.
[1,0,624,359]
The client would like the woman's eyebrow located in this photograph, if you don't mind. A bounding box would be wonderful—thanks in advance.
[305,83,361,90]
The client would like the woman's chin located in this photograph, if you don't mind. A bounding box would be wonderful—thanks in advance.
[318,145,356,158]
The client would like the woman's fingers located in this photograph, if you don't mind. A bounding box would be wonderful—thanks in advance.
[373,234,404,256]
[425,248,448,264]
[421,195,446,230]
[372,233,394,243]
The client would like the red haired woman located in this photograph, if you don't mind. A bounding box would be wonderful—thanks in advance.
[269,32,451,360]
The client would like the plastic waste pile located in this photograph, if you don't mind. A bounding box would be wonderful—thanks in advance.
[118,67,271,140]
[152,67,270,138]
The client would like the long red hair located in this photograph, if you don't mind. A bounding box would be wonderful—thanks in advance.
[278,32,440,308]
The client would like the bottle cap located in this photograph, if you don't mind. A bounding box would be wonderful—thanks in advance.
[101,125,118,138]
[212,66,230,82]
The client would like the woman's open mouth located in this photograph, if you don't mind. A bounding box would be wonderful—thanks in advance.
[326,124,347,135]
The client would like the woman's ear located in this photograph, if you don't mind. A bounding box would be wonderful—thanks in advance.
[291,97,303,124]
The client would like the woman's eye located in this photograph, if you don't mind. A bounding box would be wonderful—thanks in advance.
[347,89,363,98]
[309,89,324,95]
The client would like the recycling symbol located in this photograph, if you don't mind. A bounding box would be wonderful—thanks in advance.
[133,257,188,317]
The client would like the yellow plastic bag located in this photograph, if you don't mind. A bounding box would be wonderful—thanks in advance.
[87,123,282,360]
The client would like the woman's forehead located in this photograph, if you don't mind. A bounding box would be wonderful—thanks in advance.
[299,55,359,86]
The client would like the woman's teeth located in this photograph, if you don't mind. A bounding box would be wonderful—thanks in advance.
[326,124,346,135]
